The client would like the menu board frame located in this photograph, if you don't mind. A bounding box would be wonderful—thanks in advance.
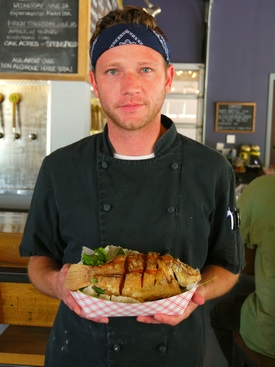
[215,102,256,133]
[0,1,90,81]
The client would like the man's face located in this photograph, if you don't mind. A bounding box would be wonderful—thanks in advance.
[90,44,174,132]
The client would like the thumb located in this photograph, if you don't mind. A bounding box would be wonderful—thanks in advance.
[191,291,205,306]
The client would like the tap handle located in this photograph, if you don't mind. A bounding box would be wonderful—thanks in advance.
[9,93,21,139]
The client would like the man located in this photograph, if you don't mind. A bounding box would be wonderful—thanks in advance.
[210,174,275,364]
[20,6,244,366]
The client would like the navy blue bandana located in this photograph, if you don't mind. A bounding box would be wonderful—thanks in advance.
[90,23,171,70]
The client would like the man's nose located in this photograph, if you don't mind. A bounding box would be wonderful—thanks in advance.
[121,72,141,94]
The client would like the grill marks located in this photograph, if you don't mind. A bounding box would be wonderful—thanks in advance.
[121,253,168,290]
[118,253,182,301]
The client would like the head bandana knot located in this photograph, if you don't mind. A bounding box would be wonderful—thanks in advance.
[90,23,171,70]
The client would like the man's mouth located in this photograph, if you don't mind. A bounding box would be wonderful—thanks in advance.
[119,103,143,112]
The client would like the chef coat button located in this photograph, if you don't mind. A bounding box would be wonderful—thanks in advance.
[157,344,167,353]
[103,204,111,212]
[166,205,175,214]
[171,162,179,170]
[112,344,121,352]
[101,161,108,169]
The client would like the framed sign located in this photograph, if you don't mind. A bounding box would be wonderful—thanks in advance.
[0,0,90,81]
[215,102,256,133]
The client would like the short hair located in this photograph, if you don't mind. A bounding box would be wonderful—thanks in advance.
[90,6,168,47]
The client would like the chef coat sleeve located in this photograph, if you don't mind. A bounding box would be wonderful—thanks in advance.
[19,157,66,263]
[206,165,245,274]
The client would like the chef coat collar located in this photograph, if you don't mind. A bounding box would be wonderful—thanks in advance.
[102,115,177,157]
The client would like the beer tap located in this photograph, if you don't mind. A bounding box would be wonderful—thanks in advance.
[9,93,21,140]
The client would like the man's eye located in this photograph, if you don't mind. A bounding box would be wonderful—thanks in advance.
[141,67,152,73]
[107,69,117,75]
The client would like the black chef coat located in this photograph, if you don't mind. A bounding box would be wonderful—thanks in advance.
[20,115,244,367]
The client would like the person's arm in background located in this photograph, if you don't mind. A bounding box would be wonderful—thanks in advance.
[237,181,256,277]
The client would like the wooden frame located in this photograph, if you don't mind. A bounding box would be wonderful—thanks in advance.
[0,0,90,82]
[215,102,256,133]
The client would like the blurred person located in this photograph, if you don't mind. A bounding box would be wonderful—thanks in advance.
[19,6,244,367]
[210,174,275,364]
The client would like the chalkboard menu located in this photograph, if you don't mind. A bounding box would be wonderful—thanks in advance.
[0,1,89,80]
[215,102,256,133]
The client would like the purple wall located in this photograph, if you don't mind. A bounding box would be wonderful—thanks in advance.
[122,0,275,163]
[122,0,206,63]
[205,0,275,163]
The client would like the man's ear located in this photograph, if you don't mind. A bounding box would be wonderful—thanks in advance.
[165,64,175,94]
[90,71,99,98]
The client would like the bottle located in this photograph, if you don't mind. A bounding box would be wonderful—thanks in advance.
[249,145,262,168]
[250,145,260,157]
[240,145,251,166]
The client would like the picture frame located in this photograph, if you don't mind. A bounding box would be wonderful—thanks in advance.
[215,102,256,133]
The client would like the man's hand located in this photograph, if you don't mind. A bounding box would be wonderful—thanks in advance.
[58,264,82,316]
[60,264,109,323]
[28,257,110,323]
[137,265,240,326]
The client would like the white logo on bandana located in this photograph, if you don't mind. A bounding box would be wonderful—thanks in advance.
[110,29,143,48]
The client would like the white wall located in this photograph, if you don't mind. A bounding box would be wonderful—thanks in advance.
[48,81,91,153]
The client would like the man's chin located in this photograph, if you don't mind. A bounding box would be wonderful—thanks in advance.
[110,118,150,131]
